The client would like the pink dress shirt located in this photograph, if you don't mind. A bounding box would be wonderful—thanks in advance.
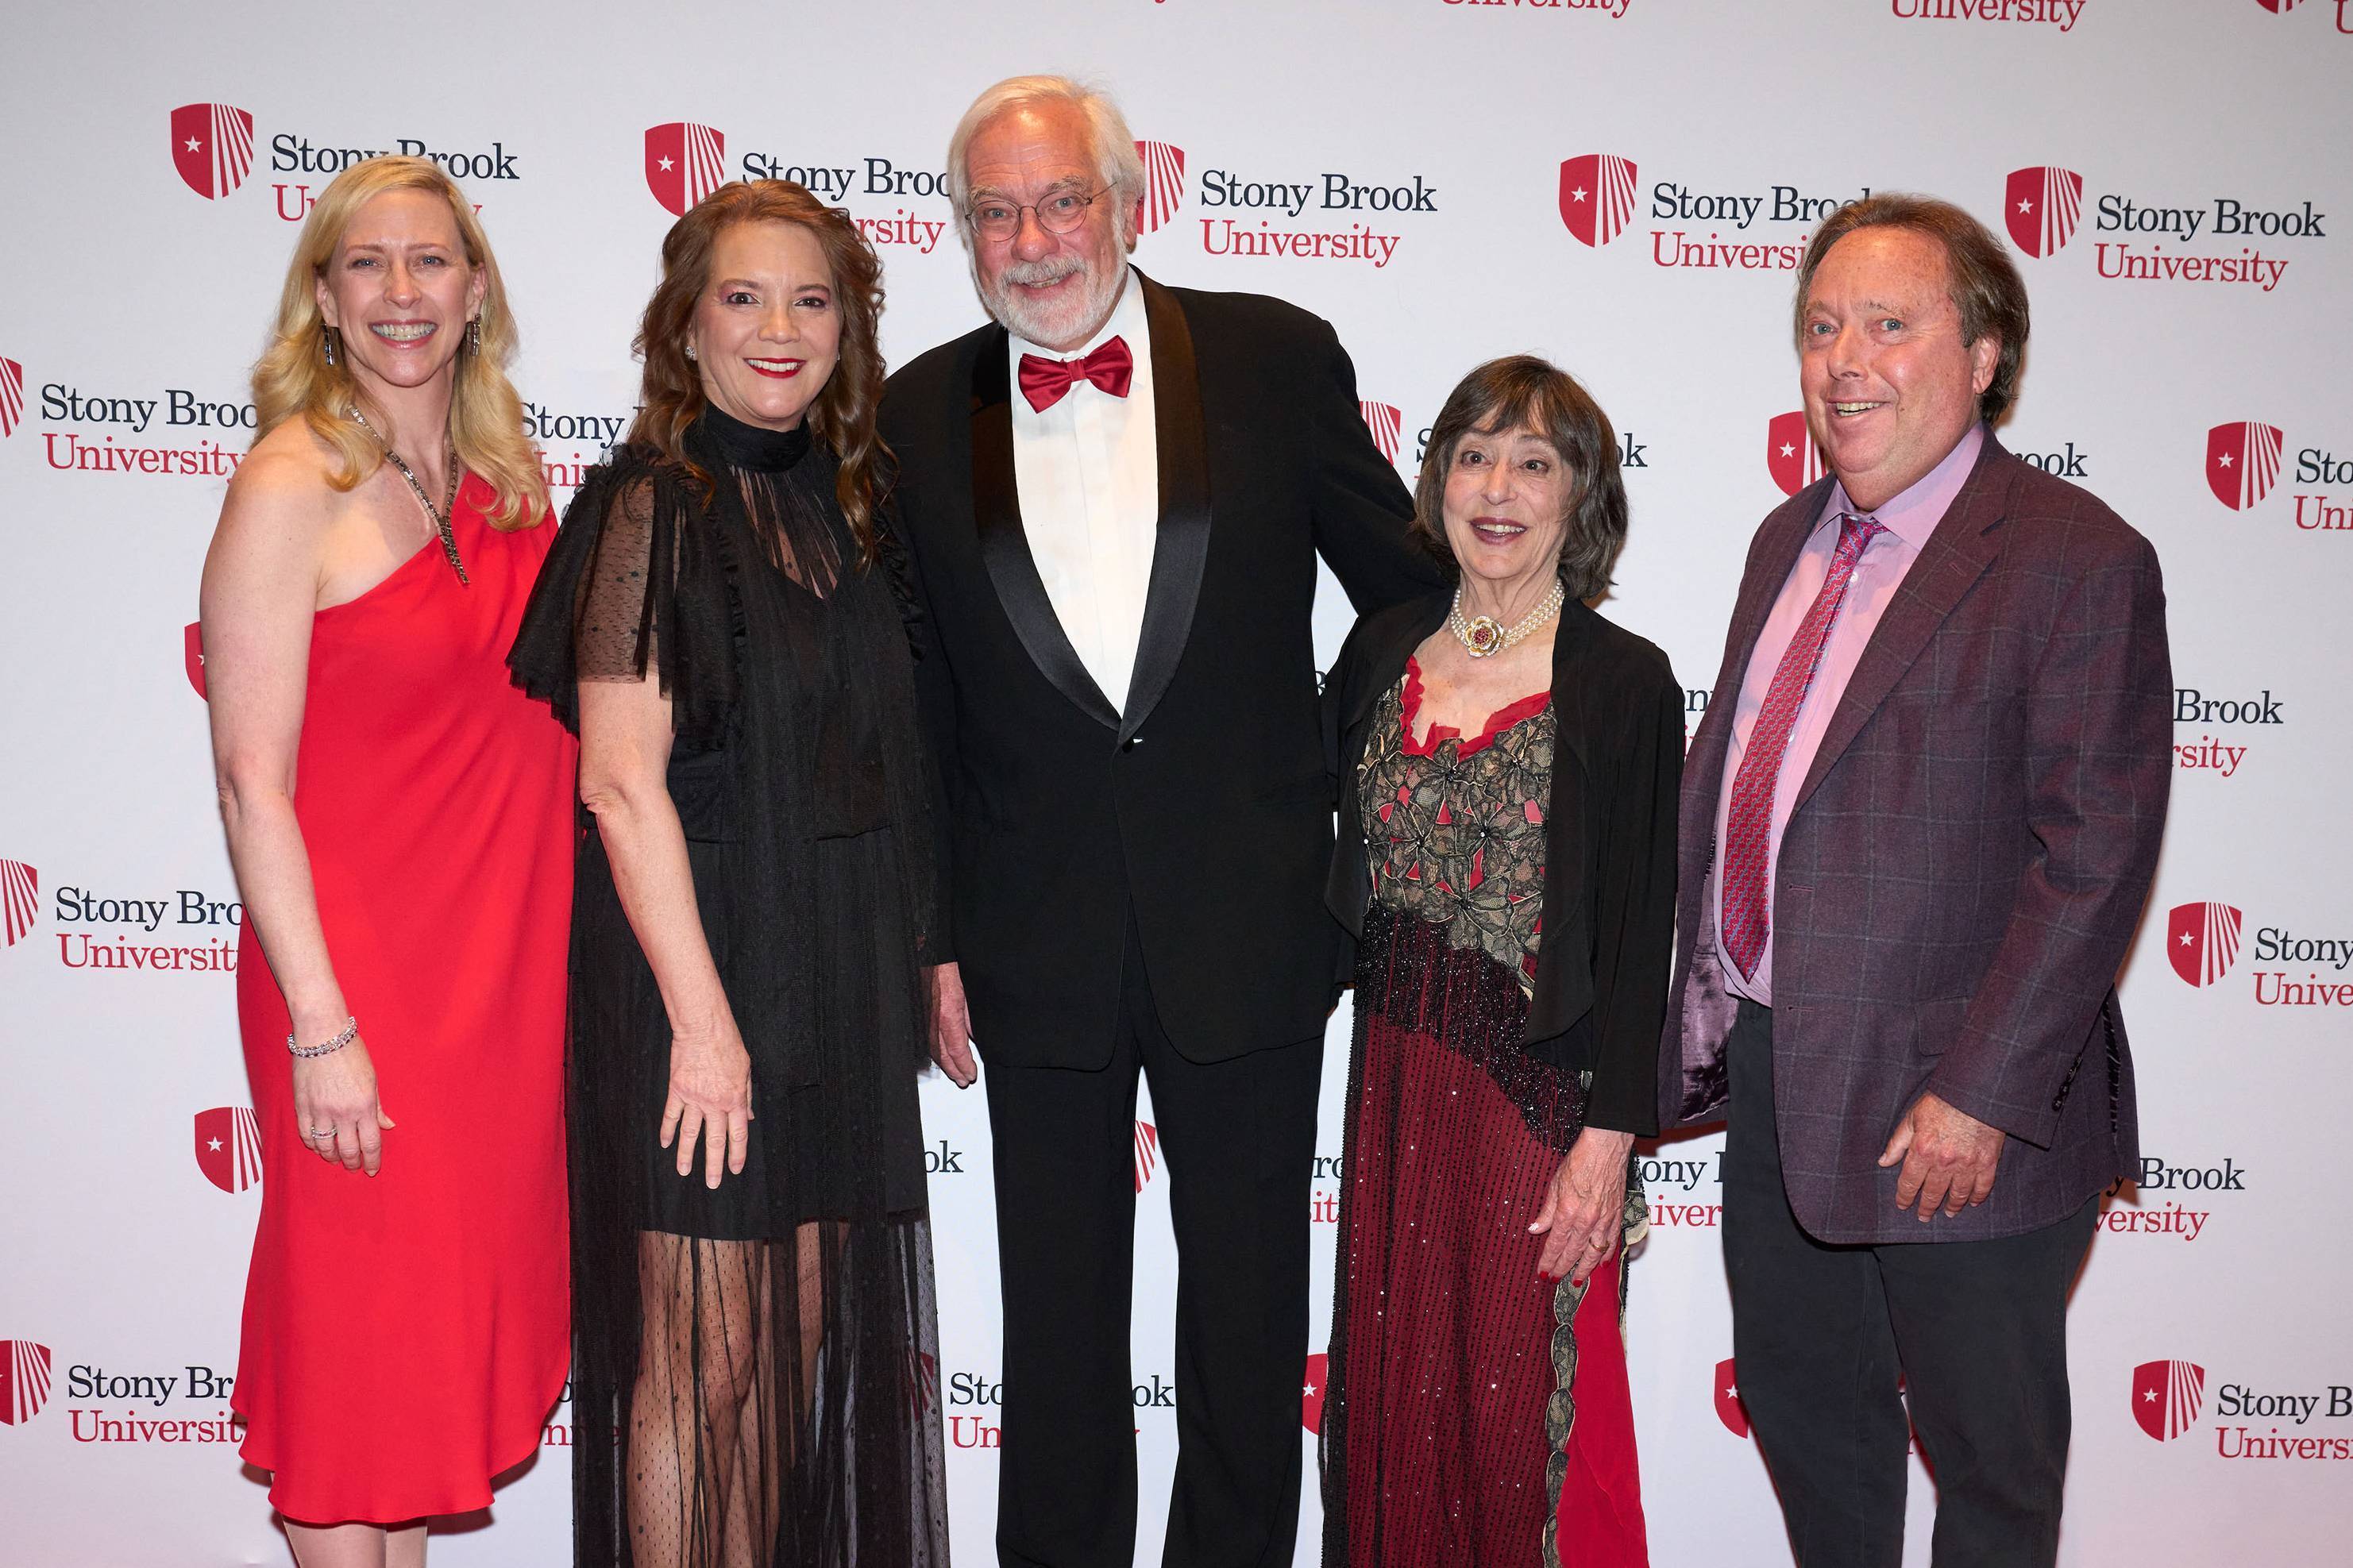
[1712,422,1987,1006]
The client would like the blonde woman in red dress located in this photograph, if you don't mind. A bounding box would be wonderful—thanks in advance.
[201,156,573,1567]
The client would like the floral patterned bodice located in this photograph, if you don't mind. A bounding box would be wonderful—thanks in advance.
[1359,659,1553,996]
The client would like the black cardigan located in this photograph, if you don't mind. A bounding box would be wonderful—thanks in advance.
[1322,590,1682,1136]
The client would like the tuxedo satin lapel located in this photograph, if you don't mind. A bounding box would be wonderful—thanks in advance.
[1118,275,1211,744]
[969,327,1120,731]
[1791,445,2015,812]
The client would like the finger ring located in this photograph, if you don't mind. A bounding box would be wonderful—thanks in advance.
[310,1127,337,1138]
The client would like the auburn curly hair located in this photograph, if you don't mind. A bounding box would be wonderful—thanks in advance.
[627,180,891,561]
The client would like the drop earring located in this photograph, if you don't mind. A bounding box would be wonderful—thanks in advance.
[684,341,697,361]
[322,326,340,367]
[465,318,481,356]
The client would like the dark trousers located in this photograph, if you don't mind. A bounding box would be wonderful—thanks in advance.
[1722,1000,2096,1568]
[983,918,1323,1568]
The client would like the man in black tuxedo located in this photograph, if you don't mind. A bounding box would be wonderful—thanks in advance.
[878,74,1438,1568]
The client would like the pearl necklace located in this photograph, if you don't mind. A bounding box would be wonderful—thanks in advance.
[1448,578,1565,658]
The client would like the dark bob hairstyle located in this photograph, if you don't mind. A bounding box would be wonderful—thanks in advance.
[1412,355,1628,601]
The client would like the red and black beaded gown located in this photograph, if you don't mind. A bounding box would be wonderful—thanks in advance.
[1324,659,1649,1568]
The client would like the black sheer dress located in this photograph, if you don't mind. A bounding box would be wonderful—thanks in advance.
[509,404,948,1566]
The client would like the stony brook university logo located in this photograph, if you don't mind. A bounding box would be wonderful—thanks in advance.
[1360,402,1403,465]
[1135,141,1186,236]
[1132,1120,1161,1193]
[2,859,37,948]
[195,1107,264,1193]
[2005,166,2085,258]
[2207,422,2285,510]
[1714,1358,1752,1437]
[646,122,727,218]
[2,1340,54,1426]
[2133,1359,2207,1442]
[1559,154,1637,248]
[1301,1351,1328,1433]
[0,356,23,437]
[1767,411,1827,495]
[2167,902,2244,988]
[171,102,256,200]
[185,623,209,699]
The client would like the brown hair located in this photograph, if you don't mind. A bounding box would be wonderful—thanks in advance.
[627,180,890,561]
[1413,356,1627,600]
[251,156,546,527]
[1793,192,2031,424]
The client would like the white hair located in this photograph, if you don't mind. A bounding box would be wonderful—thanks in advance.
[946,75,1146,251]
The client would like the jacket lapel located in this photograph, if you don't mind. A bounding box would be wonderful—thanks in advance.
[968,326,1121,730]
[1118,273,1212,743]
[1688,483,1830,826]
[1789,439,2015,812]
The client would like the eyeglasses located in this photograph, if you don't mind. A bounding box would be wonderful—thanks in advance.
[966,187,1109,242]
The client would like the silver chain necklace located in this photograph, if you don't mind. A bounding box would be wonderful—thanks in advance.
[1448,577,1564,658]
[349,406,466,585]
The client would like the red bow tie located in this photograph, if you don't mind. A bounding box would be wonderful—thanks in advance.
[1017,336,1135,412]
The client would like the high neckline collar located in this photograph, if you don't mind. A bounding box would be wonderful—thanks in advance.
[697,401,812,474]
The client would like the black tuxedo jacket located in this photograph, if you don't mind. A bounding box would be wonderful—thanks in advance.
[878,273,1440,1068]
[1322,593,1683,1135]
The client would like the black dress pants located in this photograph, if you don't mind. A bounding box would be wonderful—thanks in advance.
[1722,1000,2097,1568]
[982,917,1323,1568]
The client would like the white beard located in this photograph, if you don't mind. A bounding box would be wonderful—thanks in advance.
[979,253,1125,350]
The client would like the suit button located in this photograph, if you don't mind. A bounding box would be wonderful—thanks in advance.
[1121,736,1143,753]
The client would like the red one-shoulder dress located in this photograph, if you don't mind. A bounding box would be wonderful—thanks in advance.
[230,478,577,1524]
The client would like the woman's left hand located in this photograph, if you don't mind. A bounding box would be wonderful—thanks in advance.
[1529,1127,1635,1287]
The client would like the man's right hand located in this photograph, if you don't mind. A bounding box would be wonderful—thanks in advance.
[927,961,978,1088]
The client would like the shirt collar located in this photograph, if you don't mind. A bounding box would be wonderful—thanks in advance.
[1009,265,1144,364]
[1822,422,1988,549]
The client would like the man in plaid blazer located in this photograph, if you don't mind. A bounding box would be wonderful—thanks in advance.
[1659,195,2172,1566]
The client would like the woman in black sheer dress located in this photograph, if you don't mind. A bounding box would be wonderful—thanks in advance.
[510,180,947,1566]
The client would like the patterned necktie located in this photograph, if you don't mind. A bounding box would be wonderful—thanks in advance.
[1718,512,1888,980]
[1016,335,1134,412]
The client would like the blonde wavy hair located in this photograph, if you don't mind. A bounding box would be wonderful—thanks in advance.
[251,156,547,527]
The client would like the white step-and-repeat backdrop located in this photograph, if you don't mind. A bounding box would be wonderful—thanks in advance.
[2,1,2348,1563]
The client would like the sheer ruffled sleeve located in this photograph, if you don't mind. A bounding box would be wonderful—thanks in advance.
[507,451,742,749]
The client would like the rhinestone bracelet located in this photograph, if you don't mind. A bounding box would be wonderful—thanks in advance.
[287,1016,359,1059]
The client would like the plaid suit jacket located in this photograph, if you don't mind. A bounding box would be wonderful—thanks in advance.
[1658,435,2172,1243]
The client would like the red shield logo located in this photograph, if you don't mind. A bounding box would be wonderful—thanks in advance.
[2131,1359,2205,1441]
[1134,141,1186,236]
[1360,402,1403,465]
[905,1347,939,1418]
[1,859,37,948]
[2206,422,2284,510]
[1713,1357,1751,1436]
[1132,1120,1160,1193]
[1559,154,1637,248]
[0,1340,53,1425]
[185,622,208,699]
[645,122,727,218]
[171,102,255,201]
[1767,411,1826,496]
[195,1106,264,1193]
[2166,901,2243,988]
[2004,166,2084,258]
[1302,1350,1329,1433]
[0,356,22,438]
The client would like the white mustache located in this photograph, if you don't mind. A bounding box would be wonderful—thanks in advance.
[999,256,1086,287]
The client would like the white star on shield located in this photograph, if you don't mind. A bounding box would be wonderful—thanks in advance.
[2179,932,2195,946]
[2017,197,2032,214]
[208,1137,223,1150]
[2218,453,2233,467]
[658,156,674,171]
[186,137,201,152]
[1779,443,1796,458]
[1570,187,1588,202]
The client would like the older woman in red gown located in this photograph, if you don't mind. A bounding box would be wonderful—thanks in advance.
[201,156,573,1567]
[1320,356,1680,1567]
